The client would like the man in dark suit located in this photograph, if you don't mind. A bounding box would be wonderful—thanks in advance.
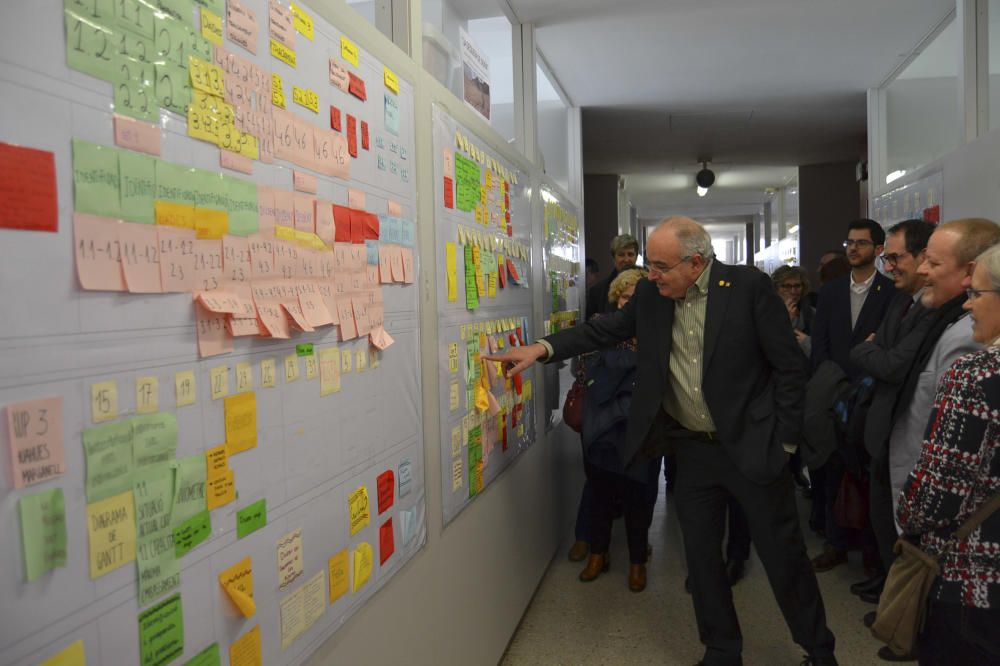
[586,233,638,320]
[487,218,836,666]
[808,218,896,572]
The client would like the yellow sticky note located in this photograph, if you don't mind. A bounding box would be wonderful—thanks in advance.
[292,85,318,113]
[229,625,261,666]
[260,359,276,388]
[328,550,349,603]
[237,133,259,160]
[351,542,372,592]
[445,242,457,301]
[207,469,235,509]
[488,271,497,298]
[219,556,256,618]
[340,36,359,67]
[270,39,297,68]
[475,383,489,413]
[348,486,370,535]
[90,381,118,424]
[523,379,533,401]
[155,201,195,229]
[201,8,223,44]
[87,490,136,579]
[284,354,300,382]
[341,349,352,374]
[189,56,226,96]
[370,348,379,369]
[224,392,257,454]
[210,365,229,400]
[38,640,86,666]
[135,376,159,414]
[290,3,314,39]
[384,67,399,94]
[206,444,228,479]
[356,349,367,373]
[449,381,459,411]
[195,208,229,239]
[271,73,286,108]
[304,354,318,379]
[234,362,252,393]
[175,370,196,407]
[319,348,341,396]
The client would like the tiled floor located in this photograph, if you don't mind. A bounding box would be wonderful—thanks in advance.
[501,478,888,665]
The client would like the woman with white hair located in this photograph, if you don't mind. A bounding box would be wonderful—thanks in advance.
[896,242,1000,665]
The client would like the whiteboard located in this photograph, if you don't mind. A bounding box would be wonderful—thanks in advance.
[431,104,536,525]
[0,1,426,664]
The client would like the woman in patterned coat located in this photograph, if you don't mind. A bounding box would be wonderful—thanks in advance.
[896,243,1000,665]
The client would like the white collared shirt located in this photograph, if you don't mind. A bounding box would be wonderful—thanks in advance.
[849,269,877,329]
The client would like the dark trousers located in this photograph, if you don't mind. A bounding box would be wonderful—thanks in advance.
[869,456,897,571]
[586,459,654,564]
[673,439,835,665]
[574,479,592,542]
[726,497,751,562]
[919,601,1000,665]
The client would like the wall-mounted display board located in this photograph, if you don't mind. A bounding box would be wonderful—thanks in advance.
[0,1,425,665]
[871,170,943,227]
[537,182,582,432]
[431,104,535,525]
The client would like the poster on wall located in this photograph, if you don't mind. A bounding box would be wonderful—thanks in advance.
[460,28,491,121]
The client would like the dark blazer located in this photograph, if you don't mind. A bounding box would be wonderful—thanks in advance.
[586,269,618,320]
[544,261,807,485]
[810,272,896,379]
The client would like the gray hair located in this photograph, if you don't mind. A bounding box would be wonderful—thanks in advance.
[977,244,1000,290]
[658,216,716,261]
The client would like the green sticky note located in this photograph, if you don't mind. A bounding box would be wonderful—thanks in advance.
[138,594,184,666]
[236,499,266,538]
[295,343,314,357]
[183,643,220,666]
[468,426,483,498]
[113,55,159,123]
[156,160,198,205]
[120,151,157,224]
[193,169,227,210]
[225,177,259,236]
[65,8,119,82]
[83,420,134,503]
[132,412,178,469]
[117,29,155,63]
[192,0,224,15]
[136,530,180,605]
[154,0,195,26]
[171,454,207,525]
[73,139,121,218]
[155,61,191,116]
[173,510,211,557]
[134,465,175,539]
[19,488,67,581]
[114,0,156,39]
[154,14,192,67]
[454,154,480,212]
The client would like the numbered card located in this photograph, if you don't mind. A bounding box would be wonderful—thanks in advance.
[284,354,300,382]
[235,362,253,393]
[260,359,276,388]
[90,381,118,424]
[135,376,159,414]
[304,354,318,379]
[175,370,196,407]
[210,365,230,400]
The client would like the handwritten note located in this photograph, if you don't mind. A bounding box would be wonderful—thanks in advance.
[236,499,266,538]
[20,487,67,581]
[319,347,341,395]
[6,396,64,488]
[87,490,136,579]
[138,594,184,666]
[352,542,372,592]
[340,36,359,66]
[172,454,207,524]
[277,528,303,589]
[348,486,370,535]
[172,510,211,558]
[83,420,134,503]
[377,470,394,514]
[175,370,196,407]
[279,570,325,649]
[226,0,258,54]
[328,549,349,603]
[219,556,256,617]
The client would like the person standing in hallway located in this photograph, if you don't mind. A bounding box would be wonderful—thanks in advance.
[485,217,837,666]
[586,233,638,320]
[773,265,815,357]
[896,243,1000,666]
[809,219,896,574]
[585,258,600,290]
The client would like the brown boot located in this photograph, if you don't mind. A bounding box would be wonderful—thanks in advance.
[567,540,589,562]
[628,564,647,592]
[578,553,609,582]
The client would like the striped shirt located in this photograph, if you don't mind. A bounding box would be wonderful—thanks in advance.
[662,261,716,432]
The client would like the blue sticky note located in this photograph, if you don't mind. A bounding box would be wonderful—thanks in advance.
[400,219,415,248]
[365,240,380,265]
[384,94,400,136]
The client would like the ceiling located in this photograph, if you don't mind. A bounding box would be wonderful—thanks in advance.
[500,0,955,216]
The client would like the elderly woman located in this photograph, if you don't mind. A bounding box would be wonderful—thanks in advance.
[771,265,815,356]
[896,243,1000,665]
[577,268,658,592]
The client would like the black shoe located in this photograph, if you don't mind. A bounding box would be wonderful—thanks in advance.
[851,574,886,596]
[725,559,746,586]
[863,610,876,628]
[800,652,838,666]
[860,588,881,604]
[877,646,916,661]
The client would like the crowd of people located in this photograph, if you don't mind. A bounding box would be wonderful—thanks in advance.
[487,217,1000,666]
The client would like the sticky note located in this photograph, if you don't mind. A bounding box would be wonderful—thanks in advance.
[341,348,352,374]
[133,376,159,415]
[206,444,228,478]
[237,499,266,538]
[234,362,253,394]
[398,458,413,497]
[271,72,286,108]
[175,371,196,407]
[201,8,223,44]
[328,549,349,603]
[305,354,318,379]
[118,150,157,225]
[376,470,394,514]
[133,412,178,469]
[229,626,261,666]
[348,486,370,535]
[90,381,118,424]
[383,67,399,94]
[290,3,314,39]
[207,470,235,509]
[138,594,184,666]
[352,542,372,592]
[6,396,65,488]
[173,510,211,558]
[172,454,207,524]
[445,242,458,301]
[277,528,303,589]
[210,365,229,400]
[219,557,256,617]
[270,38,296,67]
[340,36,359,67]
[73,140,121,219]
[256,359,274,388]
[37,640,85,666]
[379,518,394,565]
[284,354,300,382]
[136,528,180,604]
[87,490,136,579]
[319,347,341,395]
[83,420,134,503]
[19,487,67,581]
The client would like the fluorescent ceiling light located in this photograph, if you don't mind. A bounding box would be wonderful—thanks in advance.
[885,170,907,185]
[696,186,708,197]
[787,224,799,234]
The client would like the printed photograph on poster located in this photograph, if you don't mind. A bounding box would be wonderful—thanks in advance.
[460,28,490,121]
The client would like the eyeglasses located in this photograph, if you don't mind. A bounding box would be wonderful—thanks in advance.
[966,288,1000,300]
[777,282,803,290]
[646,256,691,276]
[878,251,910,268]
[843,239,874,249]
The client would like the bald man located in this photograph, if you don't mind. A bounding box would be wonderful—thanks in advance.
[486,218,836,666]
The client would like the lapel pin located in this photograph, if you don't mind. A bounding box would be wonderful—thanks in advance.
[718,280,725,286]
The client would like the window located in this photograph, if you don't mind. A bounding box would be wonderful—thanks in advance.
[536,60,570,192]
[343,0,393,42]
[990,0,1000,130]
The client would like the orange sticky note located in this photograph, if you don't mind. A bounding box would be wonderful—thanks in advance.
[206,444,228,478]
[387,200,402,216]
[207,470,236,509]
[347,188,365,209]
[219,556,256,618]
[119,221,163,293]
[0,141,58,232]
[293,171,317,194]
[154,201,196,228]
[74,213,126,291]
[229,625,261,666]
[195,208,229,239]
[328,549,349,603]
[224,392,257,454]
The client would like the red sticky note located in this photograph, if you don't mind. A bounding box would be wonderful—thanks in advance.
[360,121,369,150]
[333,205,351,242]
[379,518,394,565]
[504,192,510,209]
[506,258,520,283]
[329,106,342,132]
[377,470,394,514]
[349,209,365,244]
[0,142,58,232]
[443,177,454,209]
[347,73,367,101]
[502,421,508,452]
[363,212,379,240]
[498,258,507,288]
[346,115,358,157]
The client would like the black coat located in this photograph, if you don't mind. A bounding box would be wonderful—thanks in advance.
[810,272,896,379]
[544,261,807,485]
[586,269,618,320]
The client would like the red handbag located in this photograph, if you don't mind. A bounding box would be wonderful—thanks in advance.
[834,470,870,530]
[562,380,585,433]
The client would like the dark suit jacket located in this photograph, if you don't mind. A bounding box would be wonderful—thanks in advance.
[586,269,618,320]
[544,261,807,485]
[810,272,896,379]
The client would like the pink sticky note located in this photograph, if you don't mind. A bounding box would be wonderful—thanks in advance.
[6,396,65,488]
[314,200,335,247]
[283,301,314,331]
[378,245,392,284]
[268,0,295,48]
[351,295,371,336]
[227,0,259,54]
[293,193,315,233]
[228,316,262,337]
[113,114,161,155]
[223,235,251,283]
[298,281,334,327]
[272,108,297,162]
[249,234,275,278]
[74,213,126,291]
[442,149,454,177]
[329,59,349,91]
[401,247,415,283]
[293,171,317,194]
[312,129,350,181]
[294,118,316,170]
[369,325,394,350]
[257,187,276,235]
[272,189,295,228]
[192,239,223,292]
[158,226,197,292]
[348,188,365,209]
[390,246,404,282]
[119,222,163,293]
[337,297,357,340]
[195,301,233,357]
[221,150,253,174]
[387,200,402,217]
[274,240,298,278]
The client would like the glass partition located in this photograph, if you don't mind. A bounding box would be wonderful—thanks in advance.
[991,0,1000,131]
[536,62,570,193]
